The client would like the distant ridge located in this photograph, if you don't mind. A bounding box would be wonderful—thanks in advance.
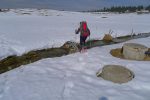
[0,0,150,11]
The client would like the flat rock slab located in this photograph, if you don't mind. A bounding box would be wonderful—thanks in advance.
[97,65,134,84]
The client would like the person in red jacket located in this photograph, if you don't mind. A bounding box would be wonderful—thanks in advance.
[75,21,90,49]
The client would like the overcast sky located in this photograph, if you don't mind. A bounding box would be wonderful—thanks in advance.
[0,0,150,11]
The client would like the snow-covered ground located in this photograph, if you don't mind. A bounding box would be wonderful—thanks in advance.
[0,9,150,59]
[0,9,150,100]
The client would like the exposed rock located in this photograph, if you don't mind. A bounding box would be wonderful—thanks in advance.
[61,41,79,53]
[97,65,134,84]
[123,43,148,60]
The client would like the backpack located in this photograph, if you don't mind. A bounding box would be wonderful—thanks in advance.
[80,21,90,37]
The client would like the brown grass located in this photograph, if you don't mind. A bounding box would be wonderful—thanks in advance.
[0,47,69,74]
[110,48,124,58]
[103,34,113,42]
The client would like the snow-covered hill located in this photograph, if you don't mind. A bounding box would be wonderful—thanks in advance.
[0,9,150,100]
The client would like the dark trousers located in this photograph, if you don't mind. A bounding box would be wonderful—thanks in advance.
[80,36,87,47]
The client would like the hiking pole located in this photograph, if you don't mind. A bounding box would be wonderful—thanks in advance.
[74,30,78,42]
[89,35,91,48]
[75,33,78,42]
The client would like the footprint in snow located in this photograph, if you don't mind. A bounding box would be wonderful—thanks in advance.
[78,57,84,62]
[63,81,74,98]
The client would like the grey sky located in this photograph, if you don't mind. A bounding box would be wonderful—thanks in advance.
[0,0,150,11]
